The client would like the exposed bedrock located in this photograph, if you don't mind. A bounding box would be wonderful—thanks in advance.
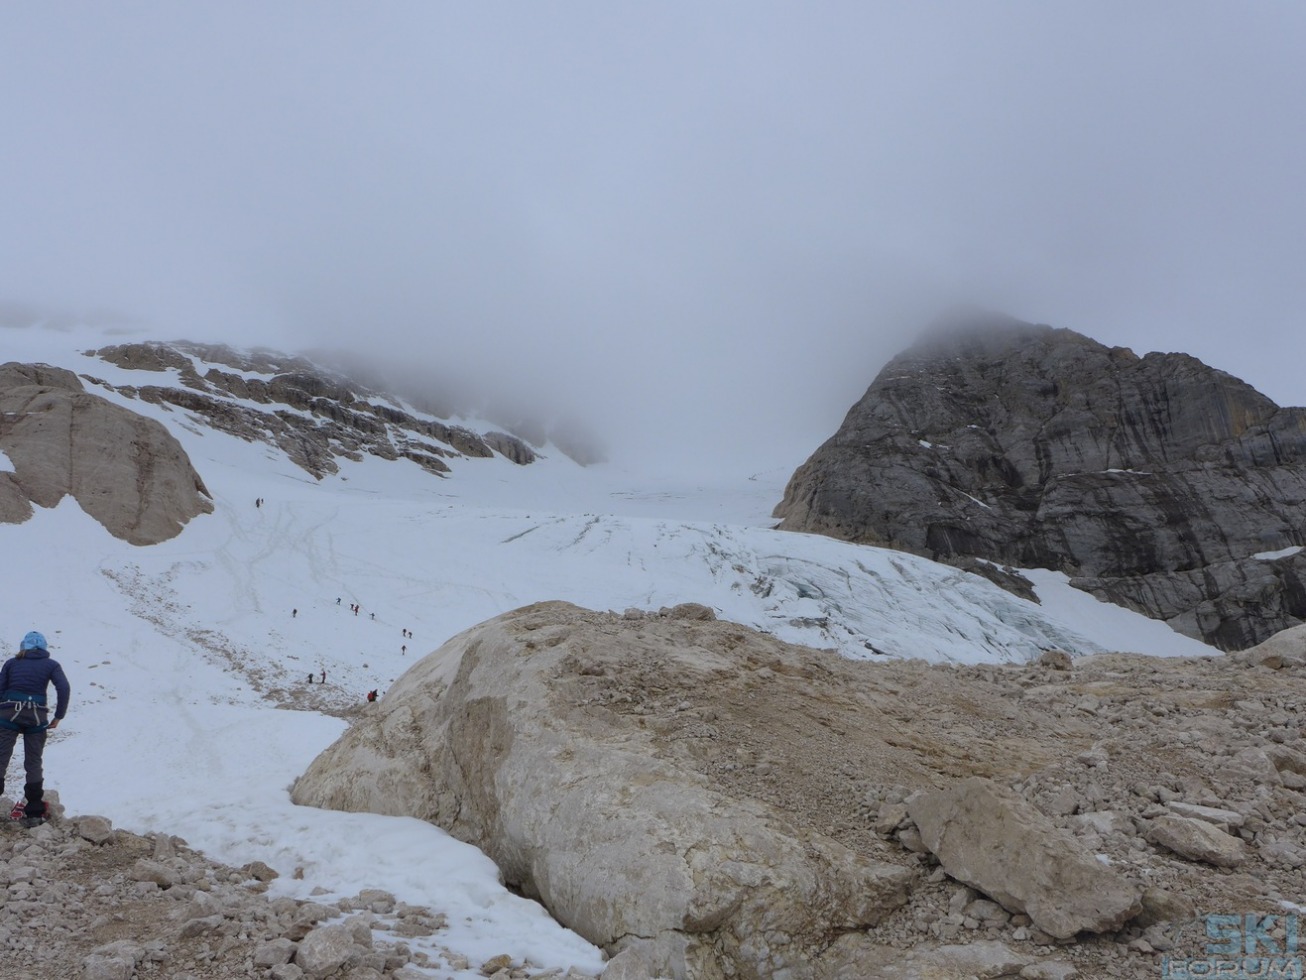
[0,361,212,544]
[773,316,1306,648]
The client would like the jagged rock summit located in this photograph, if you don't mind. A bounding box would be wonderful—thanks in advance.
[0,361,212,544]
[773,315,1306,649]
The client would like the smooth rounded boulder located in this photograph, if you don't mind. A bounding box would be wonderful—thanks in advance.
[292,601,914,979]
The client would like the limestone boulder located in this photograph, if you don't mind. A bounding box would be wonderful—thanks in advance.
[1164,802,1244,832]
[292,602,914,979]
[0,361,212,544]
[1238,623,1306,668]
[907,776,1142,938]
[1145,815,1249,868]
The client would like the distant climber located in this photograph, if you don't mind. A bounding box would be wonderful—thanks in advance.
[307,673,313,684]
[320,670,326,683]
[366,689,378,703]
[0,631,70,827]
[292,608,297,618]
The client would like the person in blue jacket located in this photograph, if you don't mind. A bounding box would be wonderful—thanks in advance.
[0,631,70,825]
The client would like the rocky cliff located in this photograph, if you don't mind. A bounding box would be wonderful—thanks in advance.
[1,335,598,544]
[0,361,212,544]
[773,317,1306,649]
[87,341,553,479]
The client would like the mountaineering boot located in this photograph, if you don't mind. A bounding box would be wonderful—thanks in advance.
[21,781,46,826]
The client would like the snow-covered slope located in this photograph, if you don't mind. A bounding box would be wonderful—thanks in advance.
[0,323,1215,977]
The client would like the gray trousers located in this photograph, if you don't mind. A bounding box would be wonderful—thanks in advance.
[0,725,47,794]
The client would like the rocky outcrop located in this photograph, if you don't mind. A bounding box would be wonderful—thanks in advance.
[91,341,600,477]
[0,361,212,544]
[483,430,538,465]
[92,342,498,479]
[773,316,1306,649]
[292,601,915,979]
[293,604,1306,979]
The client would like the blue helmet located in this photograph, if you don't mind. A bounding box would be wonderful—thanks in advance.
[20,631,46,652]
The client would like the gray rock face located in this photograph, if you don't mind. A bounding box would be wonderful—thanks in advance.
[0,361,212,544]
[482,430,538,465]
[91,341,601,475]
[773,317,1306,649]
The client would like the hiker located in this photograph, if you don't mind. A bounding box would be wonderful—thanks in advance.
[307,673,313,684]
[336,597,341,605]
[0,631,70,826]
[401,644,406,655]
[320,670,326,683]
[366,689,377,703]
[292,608,297,619]
[370,612,375,620]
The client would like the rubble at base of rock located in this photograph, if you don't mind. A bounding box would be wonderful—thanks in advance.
[0,803,599,980]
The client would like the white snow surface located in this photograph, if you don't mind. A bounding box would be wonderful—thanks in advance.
[1254,545,1303,561]
[0,323,1216,976]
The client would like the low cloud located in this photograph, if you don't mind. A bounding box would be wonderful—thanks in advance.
[3,4,1304,474]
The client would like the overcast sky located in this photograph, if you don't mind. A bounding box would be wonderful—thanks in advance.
[4,3,1304,473]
